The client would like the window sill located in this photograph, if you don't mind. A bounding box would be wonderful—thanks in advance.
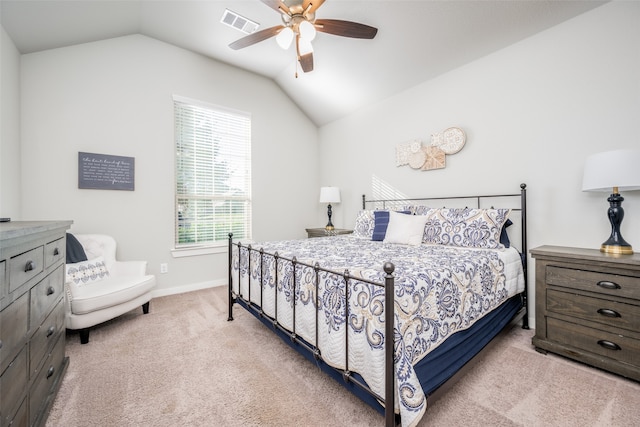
[171,244,228,258]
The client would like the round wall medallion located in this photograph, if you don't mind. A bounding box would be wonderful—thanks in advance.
[408,149,427,169]
[438,127,466,154]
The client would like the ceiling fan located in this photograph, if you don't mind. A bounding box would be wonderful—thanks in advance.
[229,0,378,74]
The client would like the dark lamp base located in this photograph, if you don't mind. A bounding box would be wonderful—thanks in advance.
[601,244,633,255]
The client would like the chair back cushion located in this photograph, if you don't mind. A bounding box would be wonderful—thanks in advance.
[74,234,118,272]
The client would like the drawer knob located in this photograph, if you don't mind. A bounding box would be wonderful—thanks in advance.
[25,260,36,272]
[54,247,60,256]
[597,340,621,351]
[597,280,621,290]
[597,308,621,318]
[47,325,56,337]
[0,339,3,349]
[47,286,55,296]
[47,366,55,379]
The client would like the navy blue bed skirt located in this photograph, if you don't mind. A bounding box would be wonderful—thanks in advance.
[235,294,523,416]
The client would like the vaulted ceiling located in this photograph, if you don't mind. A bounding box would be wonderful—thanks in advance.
[1,0,607,126]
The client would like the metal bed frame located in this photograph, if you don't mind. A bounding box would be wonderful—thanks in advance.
[228,183,528,427]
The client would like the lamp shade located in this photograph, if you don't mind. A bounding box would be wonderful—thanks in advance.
[319,187,341,204]
[299,20,316,41]
[582,149,640,192]
[276,27,294,49]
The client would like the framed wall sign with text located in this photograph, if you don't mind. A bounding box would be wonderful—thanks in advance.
[78,152,135,191]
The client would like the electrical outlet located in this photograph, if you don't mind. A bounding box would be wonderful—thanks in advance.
[160,263,168,274]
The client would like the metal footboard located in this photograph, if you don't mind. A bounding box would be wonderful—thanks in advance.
[228,235,397,426]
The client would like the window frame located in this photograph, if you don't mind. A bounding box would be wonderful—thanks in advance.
[172,95,252,254]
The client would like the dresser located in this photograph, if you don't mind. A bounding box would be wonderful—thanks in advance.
[1,221,72,427]
[305,228,353,238]
[530,245,640,381]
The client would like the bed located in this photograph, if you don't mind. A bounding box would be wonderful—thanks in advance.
[228,184,528,427]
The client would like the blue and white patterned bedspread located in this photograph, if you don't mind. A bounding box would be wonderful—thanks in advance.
[231,235,524,427]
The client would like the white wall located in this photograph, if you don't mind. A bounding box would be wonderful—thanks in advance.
[19,34,319,294]
[0,26,21,219]
[318,1,640,326]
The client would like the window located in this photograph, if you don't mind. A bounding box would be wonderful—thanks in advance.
[174,96,251,248]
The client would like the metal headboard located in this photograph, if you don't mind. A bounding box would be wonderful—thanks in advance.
[362,183,528,329]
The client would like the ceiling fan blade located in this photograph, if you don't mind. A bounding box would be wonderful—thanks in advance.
[229,25,284,50]
[315,19,378,39]
[260,0,291,16]
[299,52,314,73]
[302,0,325,16]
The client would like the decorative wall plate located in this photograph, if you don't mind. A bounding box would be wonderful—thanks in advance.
[438,127,466,154]
[421,146,446,170]
[408,149,427,169]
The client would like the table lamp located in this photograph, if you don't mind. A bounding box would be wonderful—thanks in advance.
[582,149,640,254]
[319,187,341,230]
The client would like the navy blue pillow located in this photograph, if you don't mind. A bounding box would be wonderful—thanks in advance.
[500,219,513,248]
[66,232,88,263]
[372,210,411,241]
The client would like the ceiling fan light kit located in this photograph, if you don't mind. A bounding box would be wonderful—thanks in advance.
[229,0,378,74]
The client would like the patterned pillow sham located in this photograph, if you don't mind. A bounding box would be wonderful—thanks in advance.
[65,256,110,286]
[406,205,433,216]
[422,208,512,249]
[352,210,375,238]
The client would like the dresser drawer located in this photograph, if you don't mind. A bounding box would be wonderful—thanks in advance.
[547,289,640,332]
[30,266,64,329]
[0,292,28,373]
[0,345,28,426]
[5,396,27,427]
[547,317,640,367]
[44,237,65,269]
[29,299,64,379]
[546,265,640,300]
[0,260,6,297]
[9,246,44,294]
[29,335,65,427]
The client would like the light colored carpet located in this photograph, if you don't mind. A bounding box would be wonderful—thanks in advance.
[46,286,640,427]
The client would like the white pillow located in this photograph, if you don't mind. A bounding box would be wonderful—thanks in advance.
[383,211,429,246]
[65,256,110,286]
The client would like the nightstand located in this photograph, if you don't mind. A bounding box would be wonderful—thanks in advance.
[530,245,640,381]
[305,228,353,238]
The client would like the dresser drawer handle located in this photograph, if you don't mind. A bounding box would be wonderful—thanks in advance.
[47,286,55,296]
[25,260,36,272]
[0,340,3,350]
[596,280,620,290]
[46,326,56,337]
[597,308,621,318]
[47,366,55,379]
[54,247,60,256]
[597,340,621,351]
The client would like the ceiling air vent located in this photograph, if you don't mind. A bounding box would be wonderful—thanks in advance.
[221,9,259,35]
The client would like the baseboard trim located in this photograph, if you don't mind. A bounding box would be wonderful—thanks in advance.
[151,279,226,298]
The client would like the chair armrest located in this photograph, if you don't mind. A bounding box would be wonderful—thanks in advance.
[110,260,147,277]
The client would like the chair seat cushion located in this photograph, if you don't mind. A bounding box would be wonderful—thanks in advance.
[70,275,155,315]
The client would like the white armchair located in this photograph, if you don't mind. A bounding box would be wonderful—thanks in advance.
[65,234,156,344]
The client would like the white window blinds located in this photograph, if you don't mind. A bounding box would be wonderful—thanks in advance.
[174,96,252,247]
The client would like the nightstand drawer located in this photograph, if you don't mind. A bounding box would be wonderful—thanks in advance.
[547,289,640,332]
[546,266,639,300]
[547,317,640,367]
